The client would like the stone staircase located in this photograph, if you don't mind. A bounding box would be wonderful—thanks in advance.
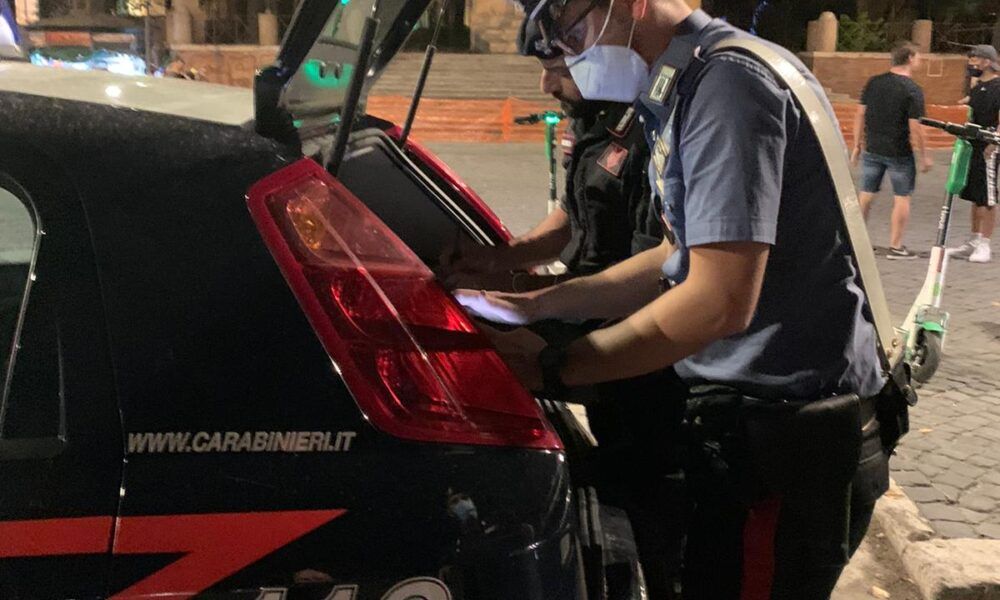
[371,52,549,101]
[370,54,964,147]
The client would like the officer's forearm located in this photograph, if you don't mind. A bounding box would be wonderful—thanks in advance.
[533,240,670,321]
[560,242,769,386]
[560,279,728,385]
[496,209,572,270]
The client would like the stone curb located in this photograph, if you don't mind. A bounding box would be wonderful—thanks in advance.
[875,480,1000,599]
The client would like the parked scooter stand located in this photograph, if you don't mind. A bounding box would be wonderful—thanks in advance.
[900,118,1000,383]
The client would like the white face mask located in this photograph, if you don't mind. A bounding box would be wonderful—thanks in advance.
[565,1,648,103]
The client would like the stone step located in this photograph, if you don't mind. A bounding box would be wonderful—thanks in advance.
[372,52,549,101]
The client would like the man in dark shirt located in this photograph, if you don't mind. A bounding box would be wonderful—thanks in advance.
[852,42,932,260]
[950,44,999,264]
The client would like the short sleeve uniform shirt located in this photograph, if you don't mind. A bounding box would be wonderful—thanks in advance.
[636,11,885,400]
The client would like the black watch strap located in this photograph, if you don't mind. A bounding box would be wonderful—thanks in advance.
[538,344,570,400]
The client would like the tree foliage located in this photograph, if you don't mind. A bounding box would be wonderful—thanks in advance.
[837,12,891,51]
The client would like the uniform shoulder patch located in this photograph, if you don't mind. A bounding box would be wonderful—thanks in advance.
[609,107,636,138]
[649,64,679,104]
[597,143,629,178]
[561,129,576,157]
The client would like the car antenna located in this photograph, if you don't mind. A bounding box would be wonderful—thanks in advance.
[399,0,449,146]
[327,5,381,176]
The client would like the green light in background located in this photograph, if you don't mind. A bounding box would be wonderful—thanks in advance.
[302,60,354,90]
[293,119,303,128]
[544,112,561,125]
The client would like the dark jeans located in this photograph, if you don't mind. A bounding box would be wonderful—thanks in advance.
[681,393,890,600]
[861,152,917,196]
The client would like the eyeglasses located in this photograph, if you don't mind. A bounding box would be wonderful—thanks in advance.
[536,0,602,56]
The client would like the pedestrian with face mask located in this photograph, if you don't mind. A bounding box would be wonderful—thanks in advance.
[456,0,903,597]
[950,45,999,264]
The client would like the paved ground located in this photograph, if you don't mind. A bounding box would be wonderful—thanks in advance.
[863,156,1000,542]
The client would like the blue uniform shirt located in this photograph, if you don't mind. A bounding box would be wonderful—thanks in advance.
[638,11,885,400]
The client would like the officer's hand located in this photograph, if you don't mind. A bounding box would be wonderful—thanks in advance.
[477,323,545,391]
[921,155,934,173]
[453,289,539,326]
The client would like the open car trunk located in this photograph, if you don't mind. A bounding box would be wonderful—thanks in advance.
[250,3,648,594]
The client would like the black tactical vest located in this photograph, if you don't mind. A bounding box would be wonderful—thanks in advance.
[559,103,660,275]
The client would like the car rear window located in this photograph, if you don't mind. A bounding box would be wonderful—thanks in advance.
[0,182,36,403]
[337,134,474,266]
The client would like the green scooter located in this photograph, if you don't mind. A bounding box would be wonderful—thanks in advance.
[900,118,1000,383]
[515,111,566,215]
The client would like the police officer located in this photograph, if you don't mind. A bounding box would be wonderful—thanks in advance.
[456,0,892,597]
[446,24,688,599]
[443,37,659,286]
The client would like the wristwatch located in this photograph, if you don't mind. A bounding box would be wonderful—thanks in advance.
[538,344,570,400]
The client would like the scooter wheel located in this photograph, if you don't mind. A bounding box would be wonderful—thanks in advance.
[911,331,943,384]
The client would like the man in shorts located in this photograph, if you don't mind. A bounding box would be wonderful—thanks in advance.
[852,42,932,260]
[950,44,999,264]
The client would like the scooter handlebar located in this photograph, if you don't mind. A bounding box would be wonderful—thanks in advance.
[515,111,567,126]
[919,117,1000,145]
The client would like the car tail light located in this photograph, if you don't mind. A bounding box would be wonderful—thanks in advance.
[247,158,561,450]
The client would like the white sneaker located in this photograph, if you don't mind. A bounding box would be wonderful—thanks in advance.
[969,240,992,263]
[947,238,979,258]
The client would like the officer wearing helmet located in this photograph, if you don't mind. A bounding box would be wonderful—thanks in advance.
[442,19,688,599]
[443,19,659,286]
[457,0,894,597]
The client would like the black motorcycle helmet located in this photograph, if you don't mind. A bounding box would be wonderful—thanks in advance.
[515,0,603,59]
[517,0,562,59]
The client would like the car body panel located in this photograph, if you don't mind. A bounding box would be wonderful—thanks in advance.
[0,141,123,600]
[0,80,590,599]
[0,62,253,125]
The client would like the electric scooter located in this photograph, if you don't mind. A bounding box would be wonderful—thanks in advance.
[515,111,566,215]
[899,117,1000,383]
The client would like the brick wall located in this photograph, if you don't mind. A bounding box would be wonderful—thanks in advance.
[171,44,278,88]
[801,52,969,105]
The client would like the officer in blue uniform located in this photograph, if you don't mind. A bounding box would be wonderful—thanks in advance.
[447,23,688,598]
[456,0,894,597]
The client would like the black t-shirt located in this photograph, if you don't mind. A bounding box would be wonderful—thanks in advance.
[968,77,1000,150]
[861,72,926,158]
[559,104,657,276]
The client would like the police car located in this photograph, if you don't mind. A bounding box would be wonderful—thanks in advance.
[0,0,643,598]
